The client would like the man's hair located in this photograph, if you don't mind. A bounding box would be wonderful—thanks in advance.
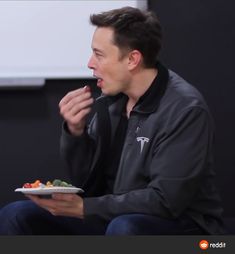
[90,6,162,68]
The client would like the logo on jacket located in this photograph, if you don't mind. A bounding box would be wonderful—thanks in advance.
[136,137,149,153]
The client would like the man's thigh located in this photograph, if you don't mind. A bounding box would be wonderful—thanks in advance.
[0,200,107,235]
[105,214,204,235]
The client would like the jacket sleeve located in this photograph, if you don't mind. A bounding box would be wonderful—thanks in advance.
[83,107,215,220]
[60,119,97,187]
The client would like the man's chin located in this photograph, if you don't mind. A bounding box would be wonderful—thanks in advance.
[101,88,119,96]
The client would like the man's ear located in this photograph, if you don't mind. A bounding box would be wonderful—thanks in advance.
[127,50,142,70]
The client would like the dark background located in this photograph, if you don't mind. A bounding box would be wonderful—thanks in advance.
[149,0,235,217]
[0,0,234,217]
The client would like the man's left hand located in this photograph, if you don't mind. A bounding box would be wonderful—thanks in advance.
[26,193,84,218]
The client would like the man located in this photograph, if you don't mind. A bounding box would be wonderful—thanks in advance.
[0,7,225,235]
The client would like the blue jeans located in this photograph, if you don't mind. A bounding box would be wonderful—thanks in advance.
[0,200,205,235]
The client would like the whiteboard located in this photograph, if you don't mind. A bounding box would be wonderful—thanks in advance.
[0,0,147,80]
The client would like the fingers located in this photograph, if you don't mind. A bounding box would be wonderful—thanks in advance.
[51,193,75,201]
[67,107,92,126]
[26,194,83,217]
[26,193,80,207]
[59,88,90,107]
[59,86,91,108]
[59,86,94,135]
[63,97,94,118]
[26,194,69,215]
[26,194,54,208]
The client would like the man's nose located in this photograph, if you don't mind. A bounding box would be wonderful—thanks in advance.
[87,55,95,70]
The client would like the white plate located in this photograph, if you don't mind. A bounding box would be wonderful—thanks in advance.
[15,187,84,195]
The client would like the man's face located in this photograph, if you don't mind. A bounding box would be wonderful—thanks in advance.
[88,27,131,95]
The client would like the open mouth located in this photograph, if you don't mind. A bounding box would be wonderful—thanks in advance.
[94,74,103,88]
[97,78,103,88]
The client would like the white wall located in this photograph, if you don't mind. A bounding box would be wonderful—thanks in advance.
[0,0,147,80]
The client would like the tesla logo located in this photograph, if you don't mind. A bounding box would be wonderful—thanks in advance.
[136,137,149,153]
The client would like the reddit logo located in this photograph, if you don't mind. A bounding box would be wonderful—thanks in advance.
[199,240,209,250]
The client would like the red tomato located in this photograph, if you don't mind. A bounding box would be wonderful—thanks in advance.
[23,183,32,188]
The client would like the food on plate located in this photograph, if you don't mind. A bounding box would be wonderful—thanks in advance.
[52,179,73,187]
[22,179,74,189]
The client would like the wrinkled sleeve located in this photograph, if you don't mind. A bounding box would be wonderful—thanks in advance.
[60,118,97,187]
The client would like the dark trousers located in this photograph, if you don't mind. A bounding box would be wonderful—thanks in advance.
[0,200,205,235]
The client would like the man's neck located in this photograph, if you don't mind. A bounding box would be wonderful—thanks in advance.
[125,68,158,117]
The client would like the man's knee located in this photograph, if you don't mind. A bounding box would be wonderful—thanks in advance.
[105,214,140,235]
[1,201,26,219]
[0,200,38,235]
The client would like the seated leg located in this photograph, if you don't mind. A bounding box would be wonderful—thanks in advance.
[0,200,107,235]
[105,214,205,235]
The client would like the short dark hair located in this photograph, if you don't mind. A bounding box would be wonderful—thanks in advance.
[90,6,162,68]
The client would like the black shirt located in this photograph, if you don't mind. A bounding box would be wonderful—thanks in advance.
[103,112,128,193]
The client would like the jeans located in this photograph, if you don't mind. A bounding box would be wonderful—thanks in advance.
[0,200,205,235]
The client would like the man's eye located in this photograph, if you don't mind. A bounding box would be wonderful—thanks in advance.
[95,52,103,58]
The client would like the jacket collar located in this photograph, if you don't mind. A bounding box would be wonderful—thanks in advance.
[133,62,169,114]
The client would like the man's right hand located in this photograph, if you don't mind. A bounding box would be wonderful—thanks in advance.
[59,86,94,136]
